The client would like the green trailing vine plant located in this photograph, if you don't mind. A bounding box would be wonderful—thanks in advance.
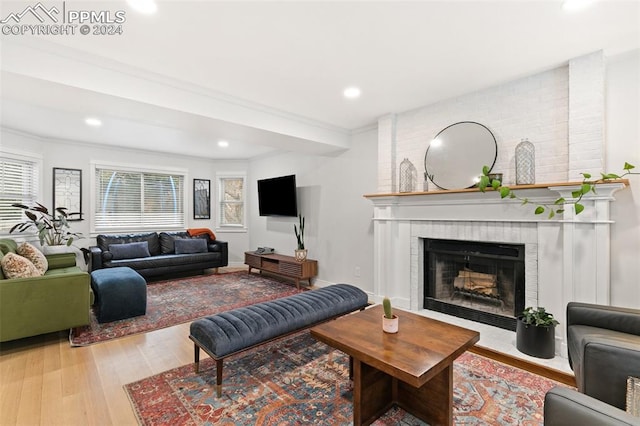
[477,162,637,219]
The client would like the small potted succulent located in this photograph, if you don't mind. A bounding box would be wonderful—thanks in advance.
[516,306,559,359]
[382,296,399,333]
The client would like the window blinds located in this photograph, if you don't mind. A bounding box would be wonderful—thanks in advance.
[95,168,185,231]
[0,156,39,233]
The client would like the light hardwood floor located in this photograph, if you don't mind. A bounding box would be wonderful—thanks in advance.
[1,321,196,425]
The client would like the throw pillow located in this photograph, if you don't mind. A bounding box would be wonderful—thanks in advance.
[17,242,48,274]
[174,238,208,254]
[109,241,151,260]
[1,252,43,279]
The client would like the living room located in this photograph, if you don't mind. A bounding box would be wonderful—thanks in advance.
[1,1,639,425]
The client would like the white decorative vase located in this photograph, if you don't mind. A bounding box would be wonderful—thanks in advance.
[294,249,307,262]
[382,315,399,333]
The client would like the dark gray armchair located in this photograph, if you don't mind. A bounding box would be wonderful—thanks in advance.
[544,302,640,425]
[544,387,640,425]
[566,301,640,409]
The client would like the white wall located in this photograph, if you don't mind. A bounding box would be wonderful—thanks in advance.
[249,127,377,291]
[606,49,640,308]
[0,129,251,265]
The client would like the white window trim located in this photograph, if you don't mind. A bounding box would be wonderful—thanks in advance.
[0,148,43,238]
[216,171,247,232]
[90,160,188,235]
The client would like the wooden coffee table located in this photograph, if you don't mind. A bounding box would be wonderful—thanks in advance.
[310,305,480,426]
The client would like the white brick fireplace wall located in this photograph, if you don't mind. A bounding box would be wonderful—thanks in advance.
[369,50,627,357]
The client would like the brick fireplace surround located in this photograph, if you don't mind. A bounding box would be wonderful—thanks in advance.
[366,181,628,361]
[366,50,629,365]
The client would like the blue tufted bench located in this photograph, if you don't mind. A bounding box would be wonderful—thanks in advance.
[189,283,369,396]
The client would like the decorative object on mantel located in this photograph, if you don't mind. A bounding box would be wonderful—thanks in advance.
[10,202,82,247]
[515,138,535,184]
[424,121,497,191]
[399,158,417,192]
[294,213,307,262]
[478,162,637,218]
[516,306,559,359]
[487,172,503,182]
[382,296,398,333]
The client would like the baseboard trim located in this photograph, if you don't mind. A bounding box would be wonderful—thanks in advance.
[469,345,576,387]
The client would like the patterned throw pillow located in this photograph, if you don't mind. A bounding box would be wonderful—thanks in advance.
[17,242,48,274]
[1,252,43,279]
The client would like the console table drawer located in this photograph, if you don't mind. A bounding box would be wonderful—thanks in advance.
[244,253,261,268]
[279,262,302,276]
[261,259,280,273]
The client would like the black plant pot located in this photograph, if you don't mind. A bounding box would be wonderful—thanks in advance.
[516,318,556,359]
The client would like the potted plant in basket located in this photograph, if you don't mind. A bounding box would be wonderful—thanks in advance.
[516,306,559,359]
[294,214,307,261]
[382,296,399,333]
[10,202,82,253]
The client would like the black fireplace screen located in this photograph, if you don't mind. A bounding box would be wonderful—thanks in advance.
[424,238,525,331]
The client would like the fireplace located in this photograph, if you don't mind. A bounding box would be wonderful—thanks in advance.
[423,238,525,331]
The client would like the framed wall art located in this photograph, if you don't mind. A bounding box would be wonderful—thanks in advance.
[53,167,83,220]
[193,178,211,219]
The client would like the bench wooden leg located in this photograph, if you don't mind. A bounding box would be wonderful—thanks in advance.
[216,359,223,397]
[194,343,200,373]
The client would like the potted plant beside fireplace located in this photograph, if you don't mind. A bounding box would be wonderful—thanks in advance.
[516,306,559,359]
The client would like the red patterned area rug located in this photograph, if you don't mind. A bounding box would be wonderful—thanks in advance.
[70,271,302,346]
[124,331,568,425]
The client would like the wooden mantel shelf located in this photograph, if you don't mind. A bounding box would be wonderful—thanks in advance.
[363,179,630,199]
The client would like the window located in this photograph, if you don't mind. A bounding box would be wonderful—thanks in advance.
[218,174,245,228]
[0,151,41,233]
[93,164,186,232]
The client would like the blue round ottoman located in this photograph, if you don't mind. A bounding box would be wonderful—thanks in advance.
[91,267,147,323]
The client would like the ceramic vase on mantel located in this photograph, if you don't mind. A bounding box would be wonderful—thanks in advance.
[294,249,307,262]
[515,138,535,185]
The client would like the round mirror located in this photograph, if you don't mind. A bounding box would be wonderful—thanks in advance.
[424,121,497,190]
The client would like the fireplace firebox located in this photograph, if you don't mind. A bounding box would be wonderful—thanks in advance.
[423,238,525,331]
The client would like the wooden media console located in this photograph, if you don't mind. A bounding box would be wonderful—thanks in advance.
[244,251,318,289]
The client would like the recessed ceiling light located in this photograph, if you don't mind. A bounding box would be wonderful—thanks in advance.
[127,0,157,14]
[562,0,597,12]
[85,117,102,127]
[218,140,229,148]
[343,87,361,99]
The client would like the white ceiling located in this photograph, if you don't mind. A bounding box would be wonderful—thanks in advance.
[1,0,639,159]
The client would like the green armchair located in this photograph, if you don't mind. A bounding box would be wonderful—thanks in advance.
[0,239,91,342]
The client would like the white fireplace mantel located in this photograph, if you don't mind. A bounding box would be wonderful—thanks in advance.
[365,180,629,357]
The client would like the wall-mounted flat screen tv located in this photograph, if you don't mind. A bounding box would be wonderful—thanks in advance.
[257,174,298,217]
